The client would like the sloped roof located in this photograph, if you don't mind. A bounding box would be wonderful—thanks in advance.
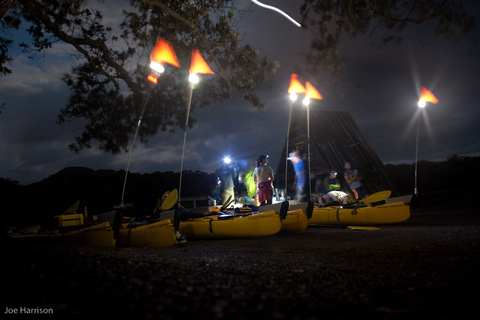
[275,110,399,197]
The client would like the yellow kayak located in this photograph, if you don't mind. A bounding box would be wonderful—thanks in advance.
[277,202,313,232]
[280,208,308,232]
[63,222,116,247]
[117,219,177,248]
[309,202,410,226]
[178,209,283,239]
[7,222,116,247]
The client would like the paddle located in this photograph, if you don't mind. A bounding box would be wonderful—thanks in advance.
[347,226,380,231]
[64,200,80,214]
[150,189,179,221]
[359,190,391,203]
[162,189,178,210]
[220,196,235,212]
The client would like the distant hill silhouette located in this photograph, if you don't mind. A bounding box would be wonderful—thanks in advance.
[1,167,217,227]
[384,155,480,196]
[1,155,479,227]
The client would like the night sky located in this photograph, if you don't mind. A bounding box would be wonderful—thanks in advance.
[1,0,479,185]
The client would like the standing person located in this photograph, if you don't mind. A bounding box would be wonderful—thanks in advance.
[343,161,370,200]
[209,178,221,205]
[322,170,349,205]
[216,162,236,207]
[289,151,306,202]
[253,155,274,206]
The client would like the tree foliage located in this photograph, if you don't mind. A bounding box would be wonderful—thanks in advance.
[2,0,279,153]
[0,0,476,152]
[384,154,480,195]
[298,0,477,84]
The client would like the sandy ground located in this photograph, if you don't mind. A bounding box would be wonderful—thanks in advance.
[2,202,479,320]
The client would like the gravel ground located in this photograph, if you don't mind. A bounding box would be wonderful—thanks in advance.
[2,202,480,320]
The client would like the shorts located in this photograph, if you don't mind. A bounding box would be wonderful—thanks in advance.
[353,186,369,199]
[326,190,348,201]
[257,181,273,203]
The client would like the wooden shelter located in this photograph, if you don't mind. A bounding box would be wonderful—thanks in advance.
[275,110,398,199]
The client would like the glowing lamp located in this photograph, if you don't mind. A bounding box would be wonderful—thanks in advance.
[187,49,214,86]
[147,73,158,84]
[289,93,298,101]
[418,87,438,108]
[303,97,310,106]
[149,61,165,74]
[189,73,200,84]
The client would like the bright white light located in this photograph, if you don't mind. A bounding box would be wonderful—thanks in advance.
[224,157,232,164]
[418,100,426,108]
[251,0,301,27]
[189,73,200,84]
[149,61,165,73]
[303,97,310,106]
[289,93,298,101]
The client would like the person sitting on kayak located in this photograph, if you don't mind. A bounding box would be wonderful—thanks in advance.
[343,161,370,200]
[253,154,274,206]
[321,170,349,205]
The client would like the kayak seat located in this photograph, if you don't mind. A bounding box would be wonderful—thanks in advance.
[279,201,289,220]
[306,201,314,219]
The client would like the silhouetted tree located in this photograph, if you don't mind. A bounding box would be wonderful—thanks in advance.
[1,1,476,151]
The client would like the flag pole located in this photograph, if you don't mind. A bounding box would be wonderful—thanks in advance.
[121,87,153,207]
[179,83,194,204]
[285,99,294,199]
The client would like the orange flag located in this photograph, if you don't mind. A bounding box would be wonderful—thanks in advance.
[189,49,214,74]
[305,81,322,100]
[419,87,438,104]
[150,37,181,68]
[288,74,306,94]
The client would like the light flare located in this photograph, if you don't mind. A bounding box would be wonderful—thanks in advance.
[418,87,438,107]
[288,73,306,94]
[251,0,301,27]
[305,81,322,100]
[188,73,199,84]
[189,49,215,75]
[150,37,181,68]
[147,73,158,84]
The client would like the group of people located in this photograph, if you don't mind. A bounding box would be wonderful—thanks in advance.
[214,154,275,207]
[289,151,370,205]
[317,161,370,205]
[214,151,370,207]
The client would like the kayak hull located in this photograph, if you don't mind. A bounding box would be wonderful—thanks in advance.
[63,222,116,247]
[281,209,308,232]
[178,210,282,239]
[8,222,116,247]
[117,219,177,248]
[309,202,410,226]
